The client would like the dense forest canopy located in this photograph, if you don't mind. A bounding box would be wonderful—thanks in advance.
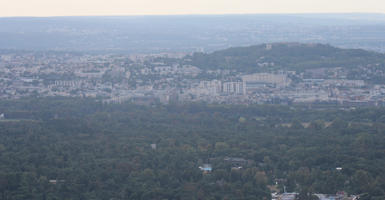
[187,43,385,73]
[0,98,384,199]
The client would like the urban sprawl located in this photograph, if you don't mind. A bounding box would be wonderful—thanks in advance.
[1,51,384,106]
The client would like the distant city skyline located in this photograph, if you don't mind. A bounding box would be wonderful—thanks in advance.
[1,0,385,17]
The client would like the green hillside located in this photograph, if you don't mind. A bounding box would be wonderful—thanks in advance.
[187,43,385,72]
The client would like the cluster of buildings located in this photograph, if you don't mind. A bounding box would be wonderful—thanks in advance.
[1,51,385,106]
[272,192,358,200]
[182,71,385,106]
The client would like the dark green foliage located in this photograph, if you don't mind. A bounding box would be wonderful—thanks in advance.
[0,98,384,199]
[187,43,385,73]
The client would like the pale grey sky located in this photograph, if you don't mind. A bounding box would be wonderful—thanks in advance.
[1,0,384,17]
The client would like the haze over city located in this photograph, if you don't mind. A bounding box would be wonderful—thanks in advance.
[1,0,385,200]
[1,0,385,17]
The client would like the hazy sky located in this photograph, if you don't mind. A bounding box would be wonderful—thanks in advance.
[1,0,385,17]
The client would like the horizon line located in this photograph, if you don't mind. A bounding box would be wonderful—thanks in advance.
[1,12,385,18]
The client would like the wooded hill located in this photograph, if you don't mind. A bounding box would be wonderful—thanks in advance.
[187,43,385,73]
